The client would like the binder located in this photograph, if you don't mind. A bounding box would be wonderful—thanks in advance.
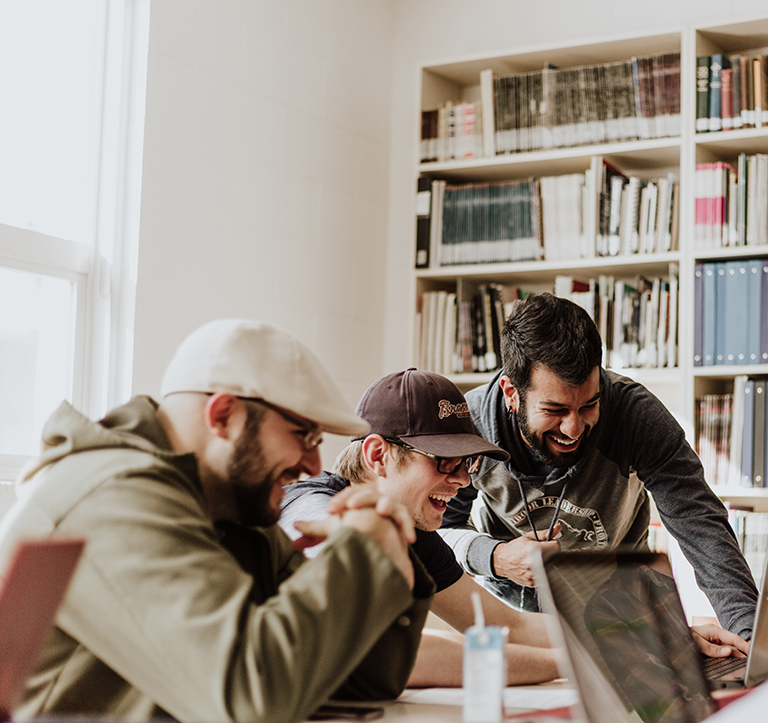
[723,260,749,364]
[694,263,703,366]
[754,379,767,488]
[747,260,763,365]
[714,262,727,365]
[702,263,716,365]
[741,379,756,487]
[762,262,768,364]
[415,176,432,268]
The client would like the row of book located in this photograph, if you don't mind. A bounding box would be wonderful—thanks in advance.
[420,52,680,163]
[693,259,768,367]
[696,52,768,134]
[694,155,768,250]
[695,377,768,490]
[557,270,678,371]
[414,271,678,376]
[415,158,679,268]
[414,284,516,376]
[420,101,484,164]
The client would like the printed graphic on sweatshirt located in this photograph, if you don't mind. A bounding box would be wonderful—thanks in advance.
[510,496,608,548]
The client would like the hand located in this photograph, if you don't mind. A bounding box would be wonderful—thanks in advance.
[691,624,750,658]
[492,525,562,587]
[325,485,417,544]
[295,509,414,588]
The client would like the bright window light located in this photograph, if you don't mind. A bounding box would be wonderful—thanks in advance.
[0,267,77,456]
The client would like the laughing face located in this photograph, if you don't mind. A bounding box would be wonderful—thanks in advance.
[378,446,471,531]
[503,365,601,469]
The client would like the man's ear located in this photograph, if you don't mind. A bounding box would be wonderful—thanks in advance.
[362,434,389,477]
[204,393,244,440]
[499,375,520,414]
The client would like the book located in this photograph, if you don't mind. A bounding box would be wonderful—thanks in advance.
[708,54,728,132]
[721,67,734,130]
[480,69,496,158]
[753,379,767,488]
[714,262,727,365]
[729,376,748,485]
[696,55,711,132]
[702,262,716,365]
[762,261,768,364]
[741,379,756,487]
[747,260,762,365]
[694,263,703,366]
[722,260,749,365]
[731,54,744,129]
[415,176,432,268]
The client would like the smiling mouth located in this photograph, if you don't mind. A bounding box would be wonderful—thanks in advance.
[428,493,454,510]
[547,434,580,450]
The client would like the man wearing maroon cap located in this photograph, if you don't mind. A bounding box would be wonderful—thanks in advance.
[281,368,562,687]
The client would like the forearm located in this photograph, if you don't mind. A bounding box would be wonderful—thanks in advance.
[407,630,560,688]
[506,644,561,685]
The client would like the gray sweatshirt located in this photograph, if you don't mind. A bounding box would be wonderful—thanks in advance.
[440,368,758,638]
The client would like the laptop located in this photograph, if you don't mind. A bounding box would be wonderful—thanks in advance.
[700,548,768,689]
[0,538,84,723]
[531,550,721,723]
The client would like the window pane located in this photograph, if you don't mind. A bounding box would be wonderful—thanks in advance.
[0,267,77,456]
[0,0,104,244]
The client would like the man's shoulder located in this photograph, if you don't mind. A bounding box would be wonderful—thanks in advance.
[282,472,349,508]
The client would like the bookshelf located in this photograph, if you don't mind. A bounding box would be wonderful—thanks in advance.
[414,29,687,419]
[411,18,768,615]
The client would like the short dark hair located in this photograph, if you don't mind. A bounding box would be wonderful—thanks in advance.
[500,293,602,395]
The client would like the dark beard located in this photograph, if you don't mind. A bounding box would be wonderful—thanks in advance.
[227,405,281,527]
[515,393,589,469]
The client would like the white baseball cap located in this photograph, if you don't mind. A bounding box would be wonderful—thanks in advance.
[160,319,370,436]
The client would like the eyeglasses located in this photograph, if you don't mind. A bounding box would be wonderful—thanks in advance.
[244,398,323,451]
[386,439,482,475]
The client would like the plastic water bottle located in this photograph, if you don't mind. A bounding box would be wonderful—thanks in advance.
[463,591,507,723]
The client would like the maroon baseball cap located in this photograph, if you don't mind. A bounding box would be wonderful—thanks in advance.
[353,368,508,461]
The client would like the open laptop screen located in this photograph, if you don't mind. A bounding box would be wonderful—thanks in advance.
[534,550,715,723]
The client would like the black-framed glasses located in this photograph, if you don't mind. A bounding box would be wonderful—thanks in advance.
[243,398,323,451]
[386,439,482,475]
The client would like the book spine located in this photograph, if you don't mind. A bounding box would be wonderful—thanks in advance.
[721,68,734,130]
[696,56,711,132]
[708,54,725,132]
[741,379,756,487]
[415,176,432,268]
[753,380,767,487]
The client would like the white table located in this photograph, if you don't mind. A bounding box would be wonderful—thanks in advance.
[312,681,576,721]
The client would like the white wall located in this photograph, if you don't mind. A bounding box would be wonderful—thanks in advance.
[134,0,395,465]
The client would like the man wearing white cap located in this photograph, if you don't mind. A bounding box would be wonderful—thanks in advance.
[0,320,434,723]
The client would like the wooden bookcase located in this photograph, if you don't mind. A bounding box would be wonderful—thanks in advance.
[412,17,768,617]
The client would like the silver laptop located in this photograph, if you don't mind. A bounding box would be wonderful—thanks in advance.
[0,537,84,722]
[701,548,768,689]
[531,550,717,723]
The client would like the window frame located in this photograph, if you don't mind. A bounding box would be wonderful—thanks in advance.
[0,0,149,484]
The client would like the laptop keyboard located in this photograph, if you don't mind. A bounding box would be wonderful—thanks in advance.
[702,655,747,678]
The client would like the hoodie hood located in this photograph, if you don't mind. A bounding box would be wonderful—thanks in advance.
[18,396,182,487]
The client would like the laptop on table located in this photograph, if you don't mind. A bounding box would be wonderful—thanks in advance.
[700,548,768,689]
[0,538,84,723]
[530,549,763,723]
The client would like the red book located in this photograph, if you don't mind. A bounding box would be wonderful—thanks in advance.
[721,68,734,129]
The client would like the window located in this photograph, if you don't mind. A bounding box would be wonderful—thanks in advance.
[0,0,149,490]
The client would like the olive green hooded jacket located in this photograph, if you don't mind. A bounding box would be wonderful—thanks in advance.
[0,396,433,723]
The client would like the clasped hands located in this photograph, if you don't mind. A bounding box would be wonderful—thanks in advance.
[293,486,416,588]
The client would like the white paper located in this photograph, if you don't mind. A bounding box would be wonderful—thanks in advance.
[398,686,577,711]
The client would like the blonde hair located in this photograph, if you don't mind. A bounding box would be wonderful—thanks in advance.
[332,439,410,484]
